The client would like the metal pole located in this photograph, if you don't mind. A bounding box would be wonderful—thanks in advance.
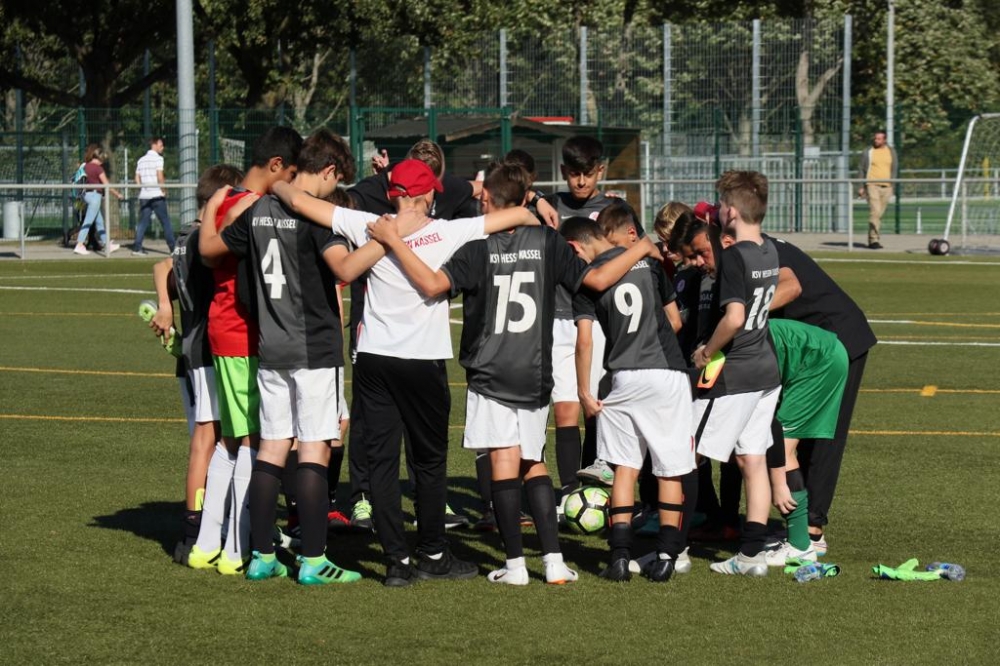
[424,46,432,112]
[143,49,152,138]
[176,0,198,225]
[499,29,508,109]
[886,0,895,142]
[103,184,111,258]
[752,19,761,160]
[579,27,589,125]
[209,40,218,164]
[349,48,357,107]
[15,45,25,203]
[840,15,853,233]
[663,23,673,201]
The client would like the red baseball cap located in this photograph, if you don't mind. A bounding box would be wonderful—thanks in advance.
[387,159,444,198]
[693,201,719,222]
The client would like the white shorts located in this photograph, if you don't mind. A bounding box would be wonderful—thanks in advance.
[336,370,349,422]
[188,365,220,425]
[551,318,606,403]
[597,369,696,478]
[463,390,550,462]
[693,387,781,462]
[257,366,344,442]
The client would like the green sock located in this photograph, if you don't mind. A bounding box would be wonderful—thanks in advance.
[258,552,276,563]
[786,490,810,551]
[303,555,327,566]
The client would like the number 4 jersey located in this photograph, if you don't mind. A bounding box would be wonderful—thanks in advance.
[221,194,345,370]
[715,237,781,394]
[442,226,590,409]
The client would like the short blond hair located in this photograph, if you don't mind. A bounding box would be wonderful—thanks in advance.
[715,170,769,224]
[653,201,693,242]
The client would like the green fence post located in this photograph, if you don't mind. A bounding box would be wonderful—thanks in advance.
[428,107,437,143]
[500,106,512,156]
[713,107,721,179]
[894,110,901,234]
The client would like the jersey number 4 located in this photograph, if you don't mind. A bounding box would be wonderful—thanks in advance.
[745,285,776,330]
[261,239,287,300]
[493,272,537,334]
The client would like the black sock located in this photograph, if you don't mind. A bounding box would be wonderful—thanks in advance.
[657,525,683,559]
[491,478,523,560]
[555,426,582,492]
[739,521,767,557]
[720,460,742,529]
[249,460,283,554]
[696,459,721,521]
[297,462,330,558]
[328,446,345,507]
[581,416,597,468]
[524,475,560,555]
[608,522,633,562]
[810,532,823,543]
[475,452,493,510]
[786,468,805,492]
[680,469,698,544]
[183,510,201,545]
[283,449,299,517]
[638,455,657,509]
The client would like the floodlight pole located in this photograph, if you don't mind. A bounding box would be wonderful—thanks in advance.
[886,0,895,144]
[176,0,198,225]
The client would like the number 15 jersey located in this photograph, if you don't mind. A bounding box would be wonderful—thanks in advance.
[442,226,590,409]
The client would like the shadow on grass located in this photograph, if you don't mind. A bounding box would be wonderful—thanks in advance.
[90,500,184,557]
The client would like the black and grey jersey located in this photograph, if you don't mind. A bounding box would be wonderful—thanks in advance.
[766,234,877,360]
[673,265,702,361]
[544,192,616,320]
[222,194,344,370]
[573,247,687,373]
[714,238,781,394]
[171,228,214,370]
[442,225,589,408]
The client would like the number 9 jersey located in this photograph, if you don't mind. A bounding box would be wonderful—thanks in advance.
[442,226,589,409]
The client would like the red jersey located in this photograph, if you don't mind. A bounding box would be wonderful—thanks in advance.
[208,189,259,357]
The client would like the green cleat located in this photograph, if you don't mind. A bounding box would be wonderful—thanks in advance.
[187,545,222,570]
[217,553,249,576]
[297,555,362,585]
[246,551,288,581]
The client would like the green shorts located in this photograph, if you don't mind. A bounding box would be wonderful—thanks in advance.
[777,343,849,440]
[213,355,260,438]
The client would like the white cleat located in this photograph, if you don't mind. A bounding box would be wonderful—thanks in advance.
[764,541,817,567]
[631,547,692,575]
[709,552,768,577]
[487,566,530,586]
[544,561,579,585]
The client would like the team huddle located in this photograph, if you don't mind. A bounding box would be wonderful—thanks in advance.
[150,126,875,586]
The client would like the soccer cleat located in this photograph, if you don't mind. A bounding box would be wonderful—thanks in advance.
[384,560,416,588]
[544,561,579,585]
[640,555,676,583]
[599,557,632,582]
[187,545,222,570]
[414,549,478,581]
[327,510,351,531]
[487,566,530,586]
[472,509,497,532]
[709,552,768,577]
[217,553,250,575]
[764,541,818,567]
[296,555,362,585]
[577,459,615,487]
[73,243,90,256]
[445,504,470,529]
[351,499,374,532]
[810,534,828,557]
[631,547,692,575]
[246,551,288,581]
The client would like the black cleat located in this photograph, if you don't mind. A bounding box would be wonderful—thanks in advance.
[599,557,632,582]
[641,556,675,583]
[414,549,478,581]
[384,560,417,588]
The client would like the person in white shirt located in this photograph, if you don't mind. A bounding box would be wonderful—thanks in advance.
[133,137,175,255]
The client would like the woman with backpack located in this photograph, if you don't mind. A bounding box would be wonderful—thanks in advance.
[74,143,124,255]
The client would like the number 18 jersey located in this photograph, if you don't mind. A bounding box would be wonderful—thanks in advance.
[442,226,589,409]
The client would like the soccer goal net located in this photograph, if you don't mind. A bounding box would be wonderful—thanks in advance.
[942,113,1000,253]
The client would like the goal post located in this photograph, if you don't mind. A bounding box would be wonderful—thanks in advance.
[942,113,1000,251]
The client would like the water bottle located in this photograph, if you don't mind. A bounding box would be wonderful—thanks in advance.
[926,562,966,581]
[794,563,822,583]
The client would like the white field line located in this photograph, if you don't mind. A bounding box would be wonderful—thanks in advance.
[0,273,151,280]
[0,285,154,295]
[879,340,1000,347]
[817,258,1000,267]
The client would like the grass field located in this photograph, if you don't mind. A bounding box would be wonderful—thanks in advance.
[2,253,999,665]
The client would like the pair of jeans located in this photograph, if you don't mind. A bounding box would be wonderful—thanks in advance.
[77,191,107,247]
[135,197,175,251]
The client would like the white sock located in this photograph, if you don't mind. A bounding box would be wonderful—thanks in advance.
[506,556,526,571]
[195,443,236,553]
[223,445,256,561]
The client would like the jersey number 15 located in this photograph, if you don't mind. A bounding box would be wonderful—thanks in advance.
[493,271,537,334]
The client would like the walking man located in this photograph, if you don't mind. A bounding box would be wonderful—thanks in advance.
[857,130,897,250]
[134,136,175,254]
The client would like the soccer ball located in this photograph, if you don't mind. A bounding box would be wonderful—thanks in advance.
[928,238,951,256]
[563,486,611,535]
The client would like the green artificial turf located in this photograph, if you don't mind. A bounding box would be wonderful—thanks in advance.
[1,253,999,665]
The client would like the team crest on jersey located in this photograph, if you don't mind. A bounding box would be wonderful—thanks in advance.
[676,278,686,293]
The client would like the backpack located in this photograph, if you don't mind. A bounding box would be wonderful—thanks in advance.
[70,163,88,210]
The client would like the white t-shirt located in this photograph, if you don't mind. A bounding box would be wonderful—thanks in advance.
[135,149,164,200]
[331,208,485,360]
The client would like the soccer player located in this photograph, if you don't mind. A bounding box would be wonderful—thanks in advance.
[198,129,408,584]
[187,126,303,574]
[691,170,781,576]
[148,164,243,561]
[368,163,662,585]
[272,158,543,586]
[562,215,695,582]
[539,135,616,498]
